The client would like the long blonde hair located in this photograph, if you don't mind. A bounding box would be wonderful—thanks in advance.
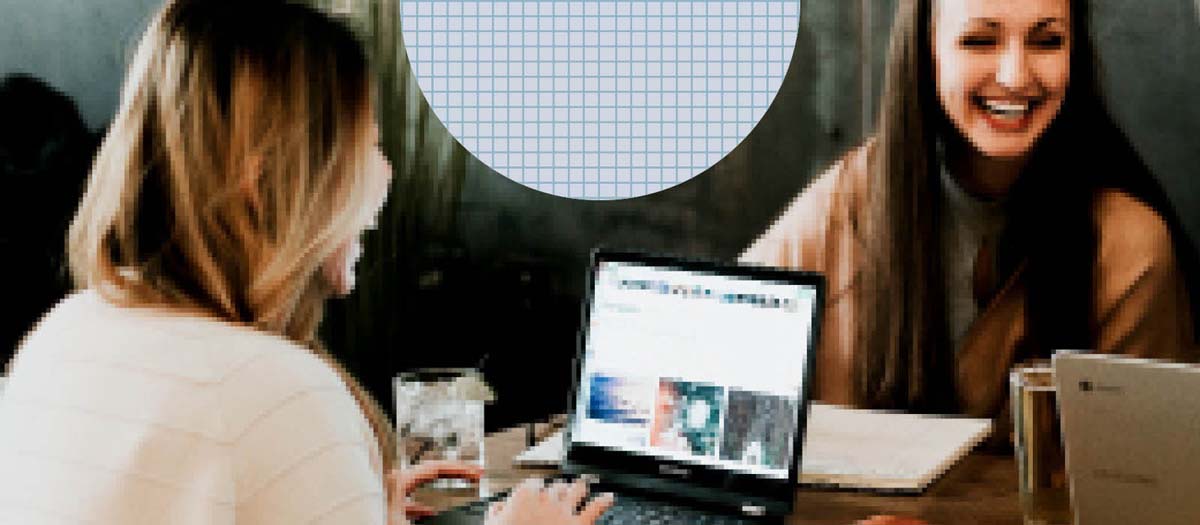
[69,0,395,468]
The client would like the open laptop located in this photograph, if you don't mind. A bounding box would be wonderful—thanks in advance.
[424,250,824,524]
[1053,353,1200,525]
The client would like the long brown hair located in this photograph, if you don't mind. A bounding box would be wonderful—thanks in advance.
[855,0,949,411]
[69,0,395,468]
[856,0,1199,411]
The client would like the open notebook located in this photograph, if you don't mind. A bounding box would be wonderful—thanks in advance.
[516,403,993,493]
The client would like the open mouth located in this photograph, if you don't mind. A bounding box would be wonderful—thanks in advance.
[972,95,1043,129]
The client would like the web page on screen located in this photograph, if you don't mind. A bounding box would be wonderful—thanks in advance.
[571,260,817,480]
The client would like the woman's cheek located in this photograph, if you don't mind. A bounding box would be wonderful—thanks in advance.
[938,55,987,133]
[1034,56,1070,94]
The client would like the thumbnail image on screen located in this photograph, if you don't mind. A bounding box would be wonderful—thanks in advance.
[587,374,653,425]
[719,389,797,470]
[650,379,724,457]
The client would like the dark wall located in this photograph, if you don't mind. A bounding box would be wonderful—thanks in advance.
[1091,0,1200,245]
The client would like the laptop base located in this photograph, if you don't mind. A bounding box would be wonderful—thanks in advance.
[418,474,782,525]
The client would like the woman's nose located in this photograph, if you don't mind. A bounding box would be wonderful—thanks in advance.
[996,41,1031,91]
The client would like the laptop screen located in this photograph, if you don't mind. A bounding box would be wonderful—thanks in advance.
[569,256,819,481]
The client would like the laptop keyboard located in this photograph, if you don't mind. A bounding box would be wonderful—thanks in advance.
[438,484,758,525]
[594,493,756,525]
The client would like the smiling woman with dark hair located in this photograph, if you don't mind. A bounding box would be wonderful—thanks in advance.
[741,0,1198,419]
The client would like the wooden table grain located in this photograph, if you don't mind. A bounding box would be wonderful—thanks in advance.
[413,425,1023,525]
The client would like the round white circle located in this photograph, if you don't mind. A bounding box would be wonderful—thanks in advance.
[402,1,801,199]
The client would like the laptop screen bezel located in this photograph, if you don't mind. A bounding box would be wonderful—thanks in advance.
[563,249,824,508]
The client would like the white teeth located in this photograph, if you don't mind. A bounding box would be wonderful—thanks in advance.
[983,100,1029,117]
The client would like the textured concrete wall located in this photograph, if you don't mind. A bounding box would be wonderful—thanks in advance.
[0,0,161,129]
[1091,0,1200,245]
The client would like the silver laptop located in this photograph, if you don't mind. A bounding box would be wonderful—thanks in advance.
[1053,353,1200,525]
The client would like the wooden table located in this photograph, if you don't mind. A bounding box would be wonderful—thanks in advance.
[414,426,1023,524]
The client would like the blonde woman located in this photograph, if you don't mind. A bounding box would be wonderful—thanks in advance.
[0,1,612,524]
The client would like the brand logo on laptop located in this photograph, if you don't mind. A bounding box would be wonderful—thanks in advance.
[1078,379,1122,393]
[659,464,690,478]
[1092,468,1158,487]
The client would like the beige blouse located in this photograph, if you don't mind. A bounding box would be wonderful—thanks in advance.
[739,143,1196,418]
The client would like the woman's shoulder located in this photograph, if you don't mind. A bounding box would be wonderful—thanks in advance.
[776,141,873,226]
[1089,188,1196,356]
[1090,188,1184,307]
[4,290,346,446]
[786,141,873,211]
[739,141,870,269]
[52,290,364,442]
[14,289,330,386]
[1093,189,1176,263]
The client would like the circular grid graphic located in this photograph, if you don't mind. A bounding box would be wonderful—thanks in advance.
[402,1,801,199]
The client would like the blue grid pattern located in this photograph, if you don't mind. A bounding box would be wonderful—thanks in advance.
[401,1,800,199]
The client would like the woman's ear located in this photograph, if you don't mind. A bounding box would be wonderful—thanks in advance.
[320,241,348,296]
[321,237,361,296]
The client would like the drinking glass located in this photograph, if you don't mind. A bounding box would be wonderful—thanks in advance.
[394,368,487,489]
[1010,365,1073,525]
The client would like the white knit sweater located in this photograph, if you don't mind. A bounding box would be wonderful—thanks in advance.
[0,290,385,524]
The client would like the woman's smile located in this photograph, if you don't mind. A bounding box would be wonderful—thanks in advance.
[972,94,1044,132]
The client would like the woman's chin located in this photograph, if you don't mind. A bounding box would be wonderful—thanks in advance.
[962,116,1059,160]
[966,134,1037,161]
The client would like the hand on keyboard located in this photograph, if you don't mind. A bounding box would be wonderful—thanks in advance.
[485,478,615,525]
